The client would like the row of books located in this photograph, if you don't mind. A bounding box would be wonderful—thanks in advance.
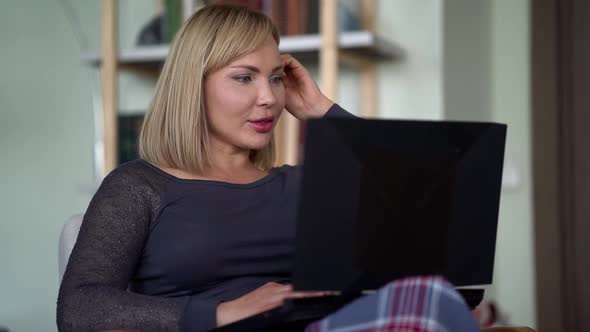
[223,0,318,35]
[178,0,320,37]
[182,0,361,36]
[118,114,144,164]
[139,0,359,45]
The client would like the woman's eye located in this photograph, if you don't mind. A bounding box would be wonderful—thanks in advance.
[270,74,285,85]
[234,75,253,84]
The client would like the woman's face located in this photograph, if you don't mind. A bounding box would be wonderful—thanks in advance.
[204,37,285,153]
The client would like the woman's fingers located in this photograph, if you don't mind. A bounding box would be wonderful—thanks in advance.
[217,282,303,326]
[281,54,312,87]
[261,282,337,300]
[217,282,338,326]
[263,282,293,293]
[281,53,333,119]
[281,54,303,73]
[285,290,338,299]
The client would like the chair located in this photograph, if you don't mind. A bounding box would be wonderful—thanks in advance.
[58,214,83,281]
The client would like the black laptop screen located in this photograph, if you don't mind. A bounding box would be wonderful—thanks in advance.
[293,118,506,291]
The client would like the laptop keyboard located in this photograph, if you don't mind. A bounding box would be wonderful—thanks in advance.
[280,295,345,322]
[212,295,348,331]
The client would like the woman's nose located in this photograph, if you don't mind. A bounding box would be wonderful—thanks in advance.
[257,81,277,107]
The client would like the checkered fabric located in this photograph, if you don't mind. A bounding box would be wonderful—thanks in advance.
[305,276,480,332]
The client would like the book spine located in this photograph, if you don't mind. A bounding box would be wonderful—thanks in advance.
[271,0,284,35]
[285,0,302,35]
[165,0,183,42]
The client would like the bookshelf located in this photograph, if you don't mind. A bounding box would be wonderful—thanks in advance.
[83,31,402,65]
[95,0,402,175]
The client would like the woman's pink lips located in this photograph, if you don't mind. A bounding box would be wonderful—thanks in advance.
[248,119,274,133]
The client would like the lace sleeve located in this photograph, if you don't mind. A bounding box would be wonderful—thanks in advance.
[57,165,188,332]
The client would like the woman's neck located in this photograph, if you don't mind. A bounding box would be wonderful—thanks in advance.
[156,149,267,183]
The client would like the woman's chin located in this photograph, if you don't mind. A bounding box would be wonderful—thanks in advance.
[248,142,271,150]
[243,137,272,150]
[236,131,273,150]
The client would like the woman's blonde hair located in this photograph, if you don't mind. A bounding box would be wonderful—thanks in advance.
[138,5,280,173]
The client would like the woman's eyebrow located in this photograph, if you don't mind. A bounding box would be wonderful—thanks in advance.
[229,64,284,73]
[272,65,285,72]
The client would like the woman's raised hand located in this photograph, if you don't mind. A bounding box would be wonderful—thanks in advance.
[282,54,334,120]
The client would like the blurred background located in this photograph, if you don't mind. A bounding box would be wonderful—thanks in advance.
[1,0,587,331]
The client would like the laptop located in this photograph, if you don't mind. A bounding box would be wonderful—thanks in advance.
[214,117,507,331]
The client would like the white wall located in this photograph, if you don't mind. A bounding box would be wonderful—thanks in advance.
[0,1,99,331]
[488,0,536,327]
[441,0,535,327]
[443,0,492,121]
[375,0,444,120]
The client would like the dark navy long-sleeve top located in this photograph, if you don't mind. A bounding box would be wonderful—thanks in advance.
[57,104,354,332]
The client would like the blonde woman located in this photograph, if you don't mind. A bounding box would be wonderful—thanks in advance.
[57,5,479,332]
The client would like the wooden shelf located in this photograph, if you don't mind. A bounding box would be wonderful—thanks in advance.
[82,31,403,66]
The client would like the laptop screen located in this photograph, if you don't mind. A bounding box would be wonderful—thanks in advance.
[293,117,506,292]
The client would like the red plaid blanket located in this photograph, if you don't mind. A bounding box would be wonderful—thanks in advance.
[305,276,479,332]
